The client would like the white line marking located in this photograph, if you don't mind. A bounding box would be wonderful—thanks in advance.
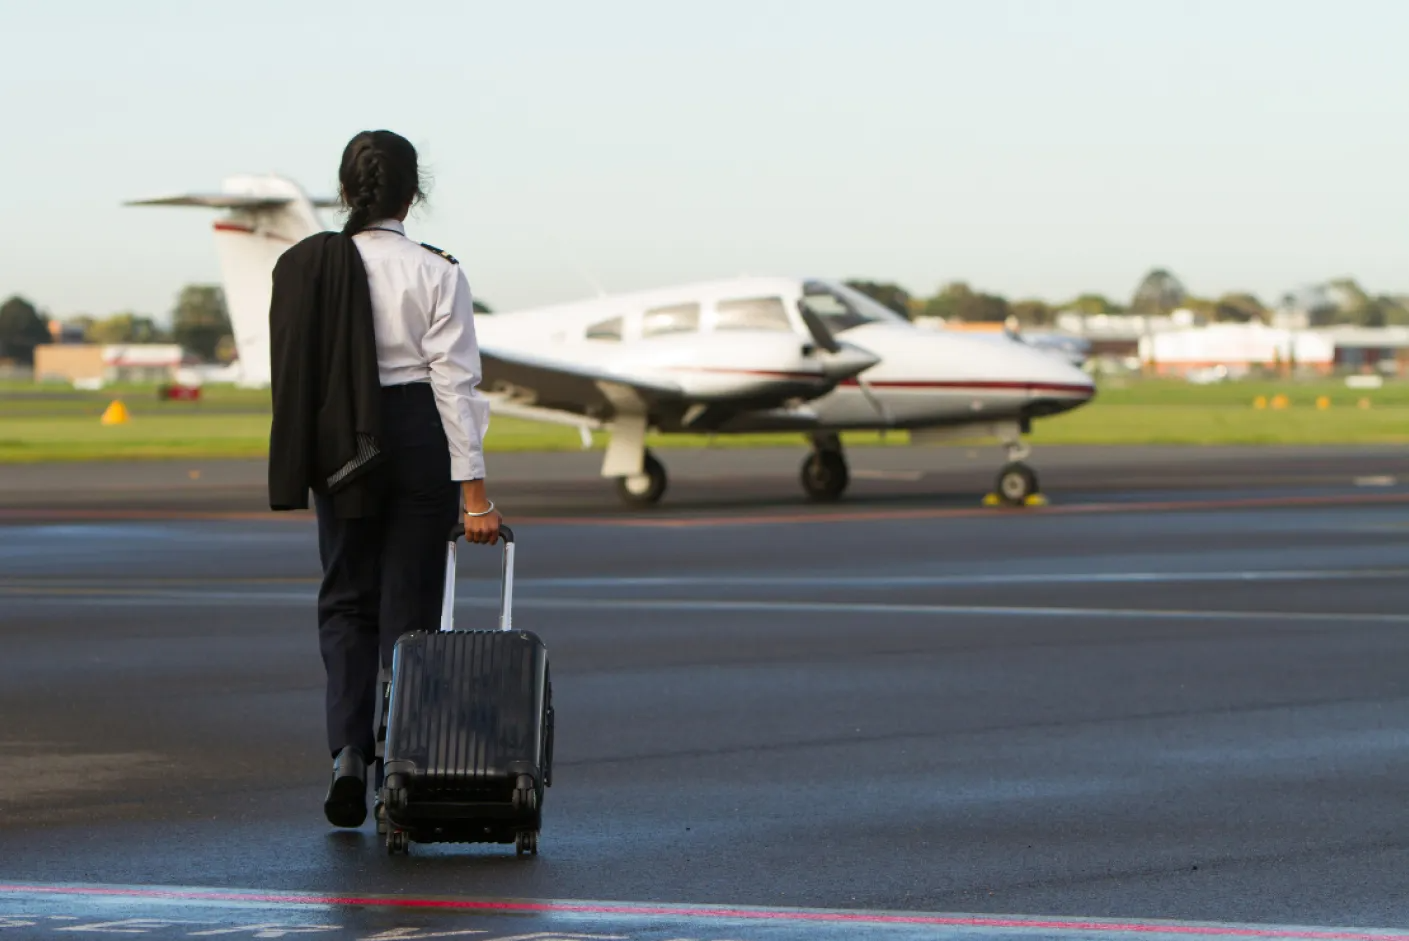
[502,568,1409,589]
[492,597,1409,625]
[1355,475,1398,487]
[851,469,925,481]
[9,589,1408,625]
[8,568,1409,593]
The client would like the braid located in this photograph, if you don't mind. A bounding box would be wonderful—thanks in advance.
[342,145,383,234]
[338,130,425,235]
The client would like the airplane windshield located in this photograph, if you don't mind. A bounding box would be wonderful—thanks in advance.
[801,280,907,333]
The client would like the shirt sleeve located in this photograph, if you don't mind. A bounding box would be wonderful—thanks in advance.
[423,264,491,482]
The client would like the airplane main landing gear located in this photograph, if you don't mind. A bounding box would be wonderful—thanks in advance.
[616,450,668,507]
[801,435,849,502]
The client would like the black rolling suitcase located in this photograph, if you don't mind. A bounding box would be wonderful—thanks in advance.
[374,523,554,856]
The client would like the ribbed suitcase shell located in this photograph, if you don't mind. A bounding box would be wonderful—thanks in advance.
[381,628,552,844]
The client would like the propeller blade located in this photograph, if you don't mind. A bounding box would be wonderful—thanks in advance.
[855,374,892,423]
[798,304,842,354]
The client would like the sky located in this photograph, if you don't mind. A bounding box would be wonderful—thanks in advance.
[2,0,1407,322]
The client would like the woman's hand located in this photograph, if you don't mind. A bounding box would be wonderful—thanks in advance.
[461,480,502,545]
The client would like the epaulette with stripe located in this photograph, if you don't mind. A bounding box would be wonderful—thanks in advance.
[419,242,458,265]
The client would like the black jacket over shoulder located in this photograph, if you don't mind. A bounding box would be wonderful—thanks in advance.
[267,231,385,518]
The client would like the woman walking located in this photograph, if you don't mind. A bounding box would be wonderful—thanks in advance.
[266,129,502,828]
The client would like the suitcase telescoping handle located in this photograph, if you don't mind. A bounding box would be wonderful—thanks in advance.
[440,522,515,633]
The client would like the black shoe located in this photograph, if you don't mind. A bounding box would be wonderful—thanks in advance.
[324,746,368,828]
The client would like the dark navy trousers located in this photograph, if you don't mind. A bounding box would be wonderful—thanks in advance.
[314,382,459,760]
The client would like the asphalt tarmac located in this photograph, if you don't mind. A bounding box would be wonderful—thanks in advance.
[4,448,1409,939]
[1,443,1406,517]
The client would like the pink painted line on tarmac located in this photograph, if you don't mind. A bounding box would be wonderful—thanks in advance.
[0,883,1403,940]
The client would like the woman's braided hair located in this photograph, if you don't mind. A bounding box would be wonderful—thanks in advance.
[338,130,425,235]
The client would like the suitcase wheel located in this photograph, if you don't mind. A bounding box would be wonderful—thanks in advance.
[512,775,538,812]
[515,829,538,857]
[386,828,410,856]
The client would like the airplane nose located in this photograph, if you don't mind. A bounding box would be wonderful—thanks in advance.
[820,341,881,381]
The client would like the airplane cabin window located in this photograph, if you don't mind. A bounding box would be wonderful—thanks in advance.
[714,297,792,332]
[585,316,623,341]
[641,303,700,338]
[800,280,906,332]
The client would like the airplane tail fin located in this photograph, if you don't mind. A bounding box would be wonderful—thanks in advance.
[127,175,336,387]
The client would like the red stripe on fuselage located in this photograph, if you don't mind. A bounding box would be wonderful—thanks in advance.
[212,221,293,243]
[840,379,1094,396]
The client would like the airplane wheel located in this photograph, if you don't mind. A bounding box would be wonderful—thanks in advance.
[616,452,667,507]
[996,461,1038,506]
[801,450,849,502]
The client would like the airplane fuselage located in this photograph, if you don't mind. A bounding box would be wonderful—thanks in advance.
[474,277,1095,437]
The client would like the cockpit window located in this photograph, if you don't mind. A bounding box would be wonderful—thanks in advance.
[714,297,792,332]
[800,280,906,332]
[641,302,700,338]
[585,316,622,341]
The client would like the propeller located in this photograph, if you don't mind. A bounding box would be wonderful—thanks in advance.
[798,301,891,423]
[855,371,892,424]
[799,304,842,355]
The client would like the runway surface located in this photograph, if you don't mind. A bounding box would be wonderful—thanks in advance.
[2,444,1407,518]
[4,447,1409,938]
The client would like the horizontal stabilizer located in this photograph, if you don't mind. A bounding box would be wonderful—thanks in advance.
[125,193,339,209]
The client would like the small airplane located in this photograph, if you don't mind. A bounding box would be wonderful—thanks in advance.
[128,175,1096,507]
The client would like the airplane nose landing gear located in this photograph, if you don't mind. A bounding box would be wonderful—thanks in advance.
[992,434,1043,506]
[996,461,1039,505]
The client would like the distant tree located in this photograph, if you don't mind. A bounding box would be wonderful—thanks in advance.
[1177,296,1218,321]
[87,312,167,344]
[0,295,52,365]
[67,314,96,336]
[1065,294,1122,316]
[1345,294,1409,328]
[1284,286,1340,327]
[214,335,238,364]
[1009,299,1056,327]
[1129,268,1187,315]
[844,280,913,319]
[921,281,1010,323]
[1326,278,1370,313]
[1214,292,1267,323]
[171,285,231,361]
[473,299,492,314]
[1380,296,1409,326]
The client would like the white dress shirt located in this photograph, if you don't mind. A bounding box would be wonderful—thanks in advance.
[351,219,490,482]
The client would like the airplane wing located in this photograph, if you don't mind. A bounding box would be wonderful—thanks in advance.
[124,194,341,209]
[479,346,685,422]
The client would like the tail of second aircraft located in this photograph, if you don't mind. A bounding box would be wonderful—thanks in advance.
[127,175,336,387]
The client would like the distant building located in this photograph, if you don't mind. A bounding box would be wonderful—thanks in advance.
[1139,323,1334,377]
[1314,325,1409,376]
[46,319,87,344]
[33,343,188,385]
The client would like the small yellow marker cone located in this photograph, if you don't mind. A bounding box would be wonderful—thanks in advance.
[1253,396,1267,409]
[1359,398,1372,409]
[1271,394,1289,410]
[100,400,130,425]
[1316,396,1330,410]
[982,493,1002,507]
[1024,494,1050,507]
